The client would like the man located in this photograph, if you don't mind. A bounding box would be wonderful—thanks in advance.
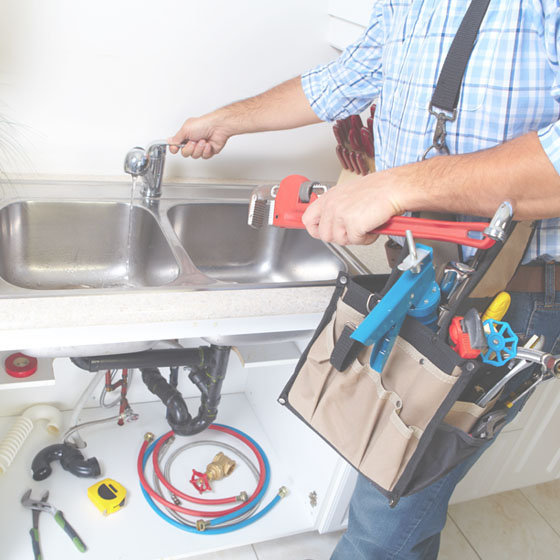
[169,1,560,558]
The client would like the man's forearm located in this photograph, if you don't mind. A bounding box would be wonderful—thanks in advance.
[397,131,560,221]
[214,76,322,136]
[302,131,560,245]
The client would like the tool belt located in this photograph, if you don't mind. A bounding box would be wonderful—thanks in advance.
[506,261,560,293]
[278,220,535,506]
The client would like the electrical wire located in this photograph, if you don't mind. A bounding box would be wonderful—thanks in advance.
[137,424,286,533]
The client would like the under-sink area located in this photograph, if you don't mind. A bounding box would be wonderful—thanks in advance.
[0,179,367,296]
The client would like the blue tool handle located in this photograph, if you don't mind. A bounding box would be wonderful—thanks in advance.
[54,510,87,553]
[29,528,42,560]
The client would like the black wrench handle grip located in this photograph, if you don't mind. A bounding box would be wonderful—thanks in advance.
[29,528,41,560]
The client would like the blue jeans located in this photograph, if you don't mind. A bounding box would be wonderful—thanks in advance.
[331,290,560,560]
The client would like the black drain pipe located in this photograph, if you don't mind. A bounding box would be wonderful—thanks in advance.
[71,345,231,436]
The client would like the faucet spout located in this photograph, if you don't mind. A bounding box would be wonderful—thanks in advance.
[124,141,178,200]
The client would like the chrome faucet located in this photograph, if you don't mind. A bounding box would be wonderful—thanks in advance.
[124,141,181,200]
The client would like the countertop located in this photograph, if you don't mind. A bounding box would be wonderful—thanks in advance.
[0,176,389,353]
[0,244,388,354]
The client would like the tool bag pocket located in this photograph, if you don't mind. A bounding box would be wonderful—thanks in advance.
[279,272,490,503]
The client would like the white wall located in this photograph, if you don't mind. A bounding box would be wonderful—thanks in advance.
[0,0,342,183]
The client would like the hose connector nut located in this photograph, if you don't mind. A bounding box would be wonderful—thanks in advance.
[144,432,155,443]
[196,519,209,532]
[237,491,249,502]
[278,486,289,498]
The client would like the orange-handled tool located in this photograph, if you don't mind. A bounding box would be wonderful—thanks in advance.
[249,174,497,250]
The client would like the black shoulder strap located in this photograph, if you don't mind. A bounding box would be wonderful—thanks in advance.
[431,0,492,112]
[424,0,492,158]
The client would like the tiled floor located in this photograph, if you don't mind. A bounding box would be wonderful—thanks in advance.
[189,478,560,560]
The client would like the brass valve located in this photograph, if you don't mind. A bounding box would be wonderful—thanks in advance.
[205,452,236,482]
[190,451,237,493]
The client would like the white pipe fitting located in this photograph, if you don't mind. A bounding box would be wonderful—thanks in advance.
[0,404,62,475]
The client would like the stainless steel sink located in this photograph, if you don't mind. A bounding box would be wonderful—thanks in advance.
[0,200,179,289]
[0,180,368,296]
[168,202,344,284]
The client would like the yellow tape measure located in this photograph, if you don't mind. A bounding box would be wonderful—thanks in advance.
[88,478,127,515]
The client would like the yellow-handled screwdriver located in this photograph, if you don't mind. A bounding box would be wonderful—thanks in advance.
[482,291,511,323]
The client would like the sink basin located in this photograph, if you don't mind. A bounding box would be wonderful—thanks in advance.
[167,202,346,284]
[0,181,367,297]
[0,201,179,289]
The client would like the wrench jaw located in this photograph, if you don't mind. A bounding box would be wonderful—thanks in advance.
[21,490,56,516]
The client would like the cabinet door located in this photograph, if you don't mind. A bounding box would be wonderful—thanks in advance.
[317,461,358,533]
[452,382,560,503]
[316,382,560,515]
[487,382,560,493]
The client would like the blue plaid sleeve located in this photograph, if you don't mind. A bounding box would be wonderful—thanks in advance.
[539,122,560,175]
[536,0,560,175]
[301,3,384,122]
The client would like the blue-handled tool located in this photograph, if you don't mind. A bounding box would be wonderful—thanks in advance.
[351,236,440,372]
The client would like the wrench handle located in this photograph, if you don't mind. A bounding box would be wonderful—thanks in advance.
[29,528,41,560]
[373,216,495,249]
[54,510,87,553]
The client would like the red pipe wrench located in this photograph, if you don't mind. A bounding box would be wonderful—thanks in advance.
[257,174,496,250]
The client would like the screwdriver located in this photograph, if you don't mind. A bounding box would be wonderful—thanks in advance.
[482,291,511,323]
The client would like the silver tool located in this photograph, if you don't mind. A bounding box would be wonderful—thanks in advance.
[483,200,514,242]
[500,345,560,407]
[514,347,560,377]
[506,370,547,408]
[476,335,544,407]
[471,407,508,439]
[21,489,87,553]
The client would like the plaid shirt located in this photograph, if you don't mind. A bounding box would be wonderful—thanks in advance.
[302,0,560,263]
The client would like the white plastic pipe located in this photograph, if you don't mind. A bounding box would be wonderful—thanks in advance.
[0,404,62,475]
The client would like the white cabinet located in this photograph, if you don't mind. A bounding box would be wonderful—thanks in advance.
[0,329,354,559]
[1,312,559,558]
[452,380,560,504]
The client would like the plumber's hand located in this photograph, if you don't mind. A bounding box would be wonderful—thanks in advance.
[168,113,231,159]
[301,171,406,245]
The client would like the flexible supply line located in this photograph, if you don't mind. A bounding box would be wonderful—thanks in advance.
[67,371,105,448]
[153,439,259,528]
[139,428,266,518]
[0,404,62,475]
[151,431,265,510]
[138,424,287,533]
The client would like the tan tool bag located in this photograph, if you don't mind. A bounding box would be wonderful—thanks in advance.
[278,220,534,505]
